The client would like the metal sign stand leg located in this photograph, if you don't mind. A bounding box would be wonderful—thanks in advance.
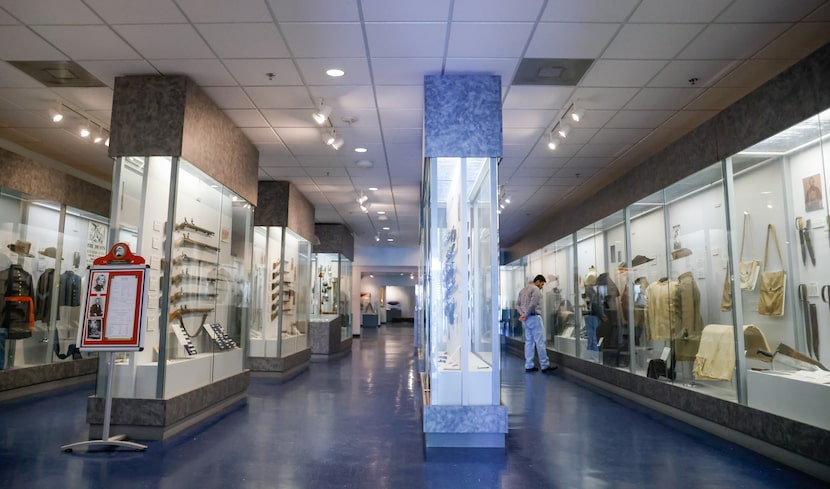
[61,351,147,452]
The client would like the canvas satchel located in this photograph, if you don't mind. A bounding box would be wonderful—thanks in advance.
[758,224,786,317]
[738,213,760,291]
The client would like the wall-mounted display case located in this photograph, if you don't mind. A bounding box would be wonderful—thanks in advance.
[105,156,253,400]
[0,189,107,371]
[506,108,830,432]
[250,226,311,360]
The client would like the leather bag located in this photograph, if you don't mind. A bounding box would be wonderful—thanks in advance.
[758,224,786,317]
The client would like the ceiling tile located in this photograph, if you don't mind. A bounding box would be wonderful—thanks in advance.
[571,109,618,128]
[50,86,113,111]
[224,59,302,86]
[453,0,544,21]
[361,0,451,21]
[0,10,18,24]
[296,58,372,85]
[564,156,614,169]
[541,0,639,22]
[197,23,290,58]
[678,23,792,60]
[365,23,447,58]
[267,0,360,21]
[309,85,378,110]
[260,166,309,178]
[200,86,255,109]
[503,86,573,110]
[151,59,237,86]
[85,0,187,24]
[0,26,67,61]
[713,59,795,89]
[177,0,271,22]
[581,59,668,87]
[1,0,100,24]
[0,61,45,88]
[603,24,706,59]
[604,110,675,129]
[527,23,620,59]
[375,86,423,109]
[378,108,422,129]
[662,110,719,129]
[685,87,746,111]
[262,108,318,128]
[444,58,519,81]
[589,127,652,145]
[280,22,365,58]
[447,23,534,58]
[370,58,442,85]
[752,22,830,60]
[33,25,140,60]
[240,127,279,144]
[504,127,544,146]
[78,60,158,88]
[624,87,703,110]
[223,109,269,128]
[503,109,558,128]
[382,128,421,144]
[806,2,830,20]
[630,0,731,23]
[570,87,639,110]
[648,59,741,88]
[245,86,312,109]
[115,24,214,59]
[716,0,826,22]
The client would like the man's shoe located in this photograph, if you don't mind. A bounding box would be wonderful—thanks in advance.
[541,365,558,373]
[525,366,539,372]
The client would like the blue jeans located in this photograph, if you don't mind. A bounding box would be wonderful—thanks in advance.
[523,315,550,369]
[583,315,599,351]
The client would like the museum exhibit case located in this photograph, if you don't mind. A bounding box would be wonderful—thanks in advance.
[312,252,352,339]
[0,188,108,372]
[103,156,253,401]
[498,258,525,337]
[250,226,311,361]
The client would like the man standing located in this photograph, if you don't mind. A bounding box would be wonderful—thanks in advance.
[517,274,557,373]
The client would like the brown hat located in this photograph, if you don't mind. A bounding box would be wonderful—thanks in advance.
[39,247,61,259]
[671,248,692,260]
[631,255,653,267]
[7,240,32,257]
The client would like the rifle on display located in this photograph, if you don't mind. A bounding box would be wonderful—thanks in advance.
[176,218,216,237]
[170,290,219,303]
[171,253,217,268]
[171,270,219,285]
[176,233,220,253]
[169,305,215,321]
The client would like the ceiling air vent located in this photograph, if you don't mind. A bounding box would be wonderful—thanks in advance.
[8,60,106,87]
[512,58,594,86]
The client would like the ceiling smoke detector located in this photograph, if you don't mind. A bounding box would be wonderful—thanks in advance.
[356,159,373,168]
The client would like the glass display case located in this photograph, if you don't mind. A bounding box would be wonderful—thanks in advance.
[312,252,352,336]
[498,258,525,337]
[105,156,253,399]
[250,226,311,359]
[0,188,107,371]
[425,157,500,407]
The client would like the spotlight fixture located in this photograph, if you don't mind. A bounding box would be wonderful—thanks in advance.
[79,121,90,138]
[504,196,511,204]
[375,234,380,242]
[49,103,63,123]
[357,192,368,205]
[547,132,559,150]
[360,203,370,213]
[312,102,332,125]
[557,123,571,139]
[330,135,344,150]
[570,106,585,122]
[93,126,104,144]
[323,129,336,145]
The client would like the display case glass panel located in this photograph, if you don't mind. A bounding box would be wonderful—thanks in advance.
[339,257,352,339]
[0,189,107,371]
[426,157,499,406]
[106,156,253,399]
[498,258,525,338]
[547,235,576,354]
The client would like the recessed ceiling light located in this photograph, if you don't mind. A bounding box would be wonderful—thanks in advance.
[369,187,378,191]
[377,211,385,215]
[326,68,345,77]
[355,147,367,153]
[382,226,390,230]
[386,238,394,242]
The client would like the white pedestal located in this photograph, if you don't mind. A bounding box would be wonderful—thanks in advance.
[747,370,830,431]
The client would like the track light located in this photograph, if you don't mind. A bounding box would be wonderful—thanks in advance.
[360,203,370,213]
[93,126,104,144]
[49,104,63,123]
[79,121,90,138]
[357,192,368,205]
[557,123,571,139]
[547,132,559,150]
[504,196,511,204]
[323,129,336,145]
[312,102,332,125]
[330,136,344,150]
[570,106,585,122]
[375,234,380,242]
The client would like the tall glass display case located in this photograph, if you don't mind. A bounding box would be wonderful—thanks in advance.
[425,157,500,406]
[250,226,311,360]
[106,156,253,399]
[312,252,352,336]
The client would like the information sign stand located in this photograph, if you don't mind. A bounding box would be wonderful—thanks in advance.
[62,243,150,453]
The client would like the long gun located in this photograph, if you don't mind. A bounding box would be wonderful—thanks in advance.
[169,306,214,321]
[176,233,220,252]
[170,253,216,267]
[175,218,215,237]
[170,291,219,303]
[171,271,219,285]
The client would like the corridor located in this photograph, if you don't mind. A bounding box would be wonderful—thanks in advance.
[0,323,823,488]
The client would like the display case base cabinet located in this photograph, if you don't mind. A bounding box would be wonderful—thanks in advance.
[113,349,244,399]
[248,349,311,382]
[87,370,249,441]
[746,370,830,431]
[423,404,508,448]
[0,358,98,402]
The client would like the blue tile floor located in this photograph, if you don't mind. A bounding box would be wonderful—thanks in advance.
[0,323,825,488]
